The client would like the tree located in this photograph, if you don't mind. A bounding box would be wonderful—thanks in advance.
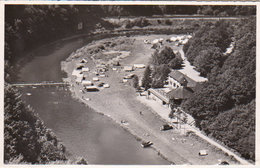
[150,46,176,66]
[132,75,139,89]
[142,65,152,90]
[182,18,256,161]
[169,56,183,69]
[151,64,170,88]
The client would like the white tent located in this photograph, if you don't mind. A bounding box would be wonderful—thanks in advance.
[170,37,177,42]
[124,66,133,72]
[82,67,89,72]
[134,64,145,68]
[82,80,92,86]
[76,77,82,83]
[152,39,159,44]
[199,150,208,156]
[72,69,81,76]
[103,84,110,88]
[93,77,99,81]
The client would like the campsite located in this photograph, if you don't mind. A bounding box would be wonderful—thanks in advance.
[4,5,255,165]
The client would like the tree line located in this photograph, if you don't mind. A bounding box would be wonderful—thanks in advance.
[182,18,256,161]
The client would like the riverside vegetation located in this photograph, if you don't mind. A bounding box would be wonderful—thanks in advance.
[5,5,255,164]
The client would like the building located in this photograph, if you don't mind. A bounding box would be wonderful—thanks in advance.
[147,87,193,107]
[168,70,197,90]
[147,70,199,107]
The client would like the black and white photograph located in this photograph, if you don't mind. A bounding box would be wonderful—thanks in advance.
[2,2,257,166]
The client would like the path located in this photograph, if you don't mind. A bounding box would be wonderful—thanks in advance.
[137,78,252,165]
[178,49,207,82]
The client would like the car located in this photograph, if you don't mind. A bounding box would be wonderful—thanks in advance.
[160,124,173,131]
[219,161,229,165]
[141,141,153,148]
[98,82,105,87]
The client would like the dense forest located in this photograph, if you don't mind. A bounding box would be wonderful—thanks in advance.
[5,5,256,164]
[182,18,256,161]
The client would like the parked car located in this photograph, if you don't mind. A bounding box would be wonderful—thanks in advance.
[219,161,229,165]
[98,82,105,87]
[141,141,153,148]
[160,124,173,131]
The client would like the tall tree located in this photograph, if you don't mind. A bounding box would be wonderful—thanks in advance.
[142,65,152,90]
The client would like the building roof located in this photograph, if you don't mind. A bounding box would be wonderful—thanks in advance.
[169,70,197,88]
[166,87,193,99]
[148,88,170,104]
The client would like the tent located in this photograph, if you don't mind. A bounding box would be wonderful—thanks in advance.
[76,77,82,83]
[82,67,89,72]
[93,77,99,81]
[82,80,92,86]
[199,150,208,156]
[134,64,145,68]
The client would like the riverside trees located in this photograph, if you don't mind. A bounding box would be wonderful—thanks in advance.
[4,85,87,164]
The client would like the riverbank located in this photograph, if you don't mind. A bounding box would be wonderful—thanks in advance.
[61,34,239,165]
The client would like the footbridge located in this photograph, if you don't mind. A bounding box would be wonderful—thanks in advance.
[10,82,71,87]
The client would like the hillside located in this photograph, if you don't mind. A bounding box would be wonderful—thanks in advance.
[182,18,256,161]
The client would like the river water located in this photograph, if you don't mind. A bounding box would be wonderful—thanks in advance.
[16,34,169,164]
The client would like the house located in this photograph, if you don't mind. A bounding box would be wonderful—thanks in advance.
[168,70,197,90]
[166,87,194,105]
[147,87,194,107]
[147,70,200,107]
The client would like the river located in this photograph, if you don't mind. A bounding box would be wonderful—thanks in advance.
[16,34,170,165]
